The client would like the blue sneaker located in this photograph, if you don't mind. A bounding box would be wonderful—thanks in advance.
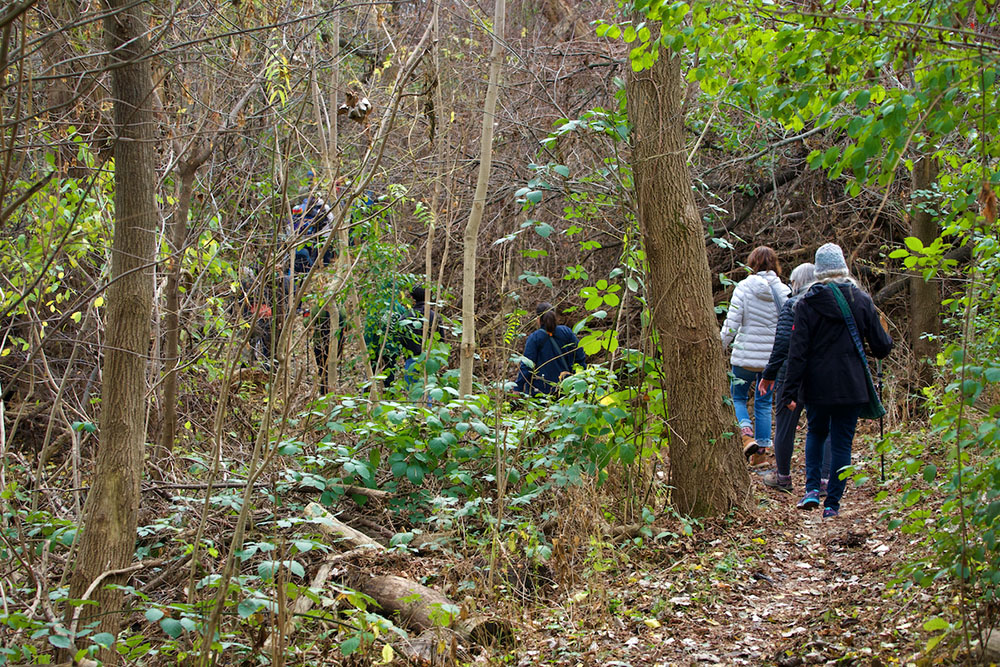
[797,490,820,510]
[822,507,839,519]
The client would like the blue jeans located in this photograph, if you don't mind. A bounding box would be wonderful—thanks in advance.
[804,403,863,511]
[731,366,773,448]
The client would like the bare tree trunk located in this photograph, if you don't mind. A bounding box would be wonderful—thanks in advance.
[66,0,156,646]
[458,0,505,396]
[626,42,750,517]
[910,155,939,390]
[157,166,195,467]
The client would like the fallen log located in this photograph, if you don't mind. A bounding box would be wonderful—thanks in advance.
[303,502,385,551]
[983,627,1000,661]
[352,574,513,648]
[264,547,375,652]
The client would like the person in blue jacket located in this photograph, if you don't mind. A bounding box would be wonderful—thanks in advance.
[515,302,586,396]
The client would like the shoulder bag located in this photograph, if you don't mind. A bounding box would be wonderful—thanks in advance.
[768,281,787,319]
[828,284,886,420]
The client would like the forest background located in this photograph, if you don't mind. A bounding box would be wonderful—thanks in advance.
[1,0,999,664]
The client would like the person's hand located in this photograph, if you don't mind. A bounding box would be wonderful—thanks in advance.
[758,378,774,396]
[787,400,797,411]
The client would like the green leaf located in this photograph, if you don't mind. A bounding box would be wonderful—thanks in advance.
[258,561,278,580]
[922,464,937,482]
[525,190,543,204]
[923,616,949,632]
[145,608,165,623]
[160,618,184,638]
[91,632,115,648]
[855,89,871,109]
[238,598,264,618]
[406,463,425,485]
[48,634,72,649]
[552,164,570,177]
[533,222,554,238]
[903,236,924,252]
[341,635,362,656]
[288,559,306,578]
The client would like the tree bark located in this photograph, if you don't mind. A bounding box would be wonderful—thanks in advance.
[626,43,750,517]
[909,155,940,389]
[458,0,505,396]
[157,166,195,467]
[66,0,156,647]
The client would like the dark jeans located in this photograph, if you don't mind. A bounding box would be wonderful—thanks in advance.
[774,385,831,478]
[804,403,864,511]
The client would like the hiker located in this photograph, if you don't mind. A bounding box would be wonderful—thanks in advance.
[780,243,893,518]
[720,246,791,466]
[289,192,336,271]
[239,268,274,368]
[401,286,441,386]
[757,263,832,493]
[364,289,412,386]
[308,304,347,394]
[514,302,586,397]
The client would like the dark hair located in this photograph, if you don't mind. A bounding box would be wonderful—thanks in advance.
[410,286,426,304]
[536,302,556,334]
[747,246,781,276]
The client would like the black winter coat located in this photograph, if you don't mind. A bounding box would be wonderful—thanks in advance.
[761,291,804,385]
[780,281,892,407]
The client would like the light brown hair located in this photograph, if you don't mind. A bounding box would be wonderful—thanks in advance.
[747,246,780,276]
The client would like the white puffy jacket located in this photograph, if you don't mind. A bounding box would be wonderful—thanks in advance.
[720,271,791,371]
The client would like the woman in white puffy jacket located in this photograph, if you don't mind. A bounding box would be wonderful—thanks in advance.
[720,246,791,465]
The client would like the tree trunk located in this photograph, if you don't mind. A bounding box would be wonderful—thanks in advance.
[66,0,156,647]
[458,0,505,396]
[909,155,939,390]
[626,43,750,517]
[157,167,195,467]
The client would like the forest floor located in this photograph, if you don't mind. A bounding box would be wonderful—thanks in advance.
[499,471,926,667]
[370,423,958,667]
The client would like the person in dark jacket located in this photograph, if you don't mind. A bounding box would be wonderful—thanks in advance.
[758,263,831,492]
[515,302,586,396]
[780,244,893,518]
[402,286,441,386]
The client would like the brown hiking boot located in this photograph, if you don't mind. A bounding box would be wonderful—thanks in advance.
[741,427,759,459]
[749,448,771,468]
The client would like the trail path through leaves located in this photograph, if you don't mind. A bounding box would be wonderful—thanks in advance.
[503,447,929,666]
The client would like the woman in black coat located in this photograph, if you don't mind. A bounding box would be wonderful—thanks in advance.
[780,244,892,518]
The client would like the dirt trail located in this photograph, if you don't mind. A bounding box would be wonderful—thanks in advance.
[508,444,925,666]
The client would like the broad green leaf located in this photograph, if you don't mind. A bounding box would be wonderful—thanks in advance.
[341,635,362,656]
[160,618,184,638]
[923,617,949,632]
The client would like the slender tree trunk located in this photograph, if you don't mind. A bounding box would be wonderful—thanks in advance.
[157,166,195,466]
[458,0,505,396]
[910,155,939,390]
[66,0,156,645]
[626,42,749,517]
